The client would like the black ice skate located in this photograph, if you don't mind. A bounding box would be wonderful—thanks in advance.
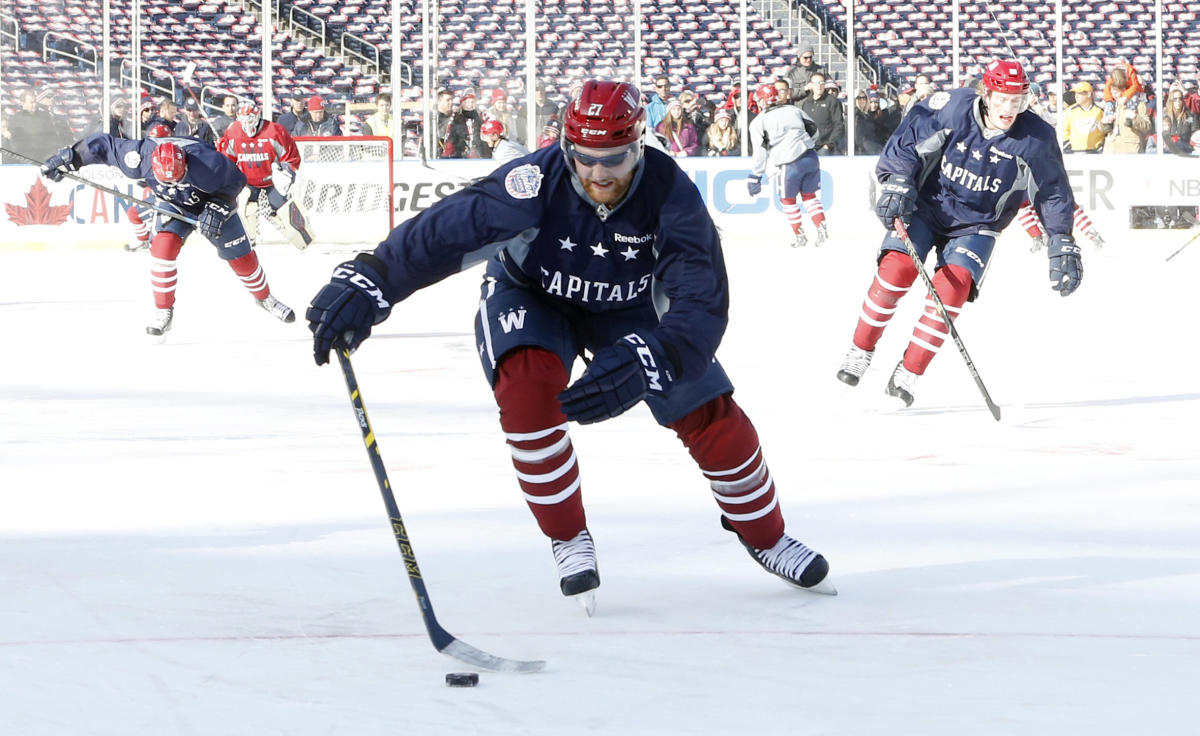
[836,345,873,386]
[146,307,173,337]
[551,529,599,616]
[886,361,919,407]
[257,294,296,323]
[721,517,836,595]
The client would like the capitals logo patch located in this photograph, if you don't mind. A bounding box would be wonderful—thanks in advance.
[123,150,142,169]
[504,164,543,199]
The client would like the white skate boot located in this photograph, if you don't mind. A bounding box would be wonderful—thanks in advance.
[552,529,599,616]
[257,294,296,323]
[814,222,829,247]
[722,517,836,595]
[836,345,874,386]
[146,307,173,337]
[886,361,920,407]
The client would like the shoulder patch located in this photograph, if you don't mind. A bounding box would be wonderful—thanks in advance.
[928,91,951,110]
[123,150,142,169]
[504,164,543,199]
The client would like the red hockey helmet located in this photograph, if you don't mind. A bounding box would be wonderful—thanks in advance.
[151,142,187,184]
[237,101,262,135]
[562,80,645,148]
[480,119,505,137]
[754,83,778,107]
[146,123,172,138]
[982,59,1031,95]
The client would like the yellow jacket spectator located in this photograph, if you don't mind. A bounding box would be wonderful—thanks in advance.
[1063,82,1105,152]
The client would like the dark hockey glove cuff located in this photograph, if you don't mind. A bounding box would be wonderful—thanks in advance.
[1047,234,1083,297]
[40,146,80,183]
[557,331,676,424]
[307,254,393,365]
[875,175,918,229]
[746,174,763,197]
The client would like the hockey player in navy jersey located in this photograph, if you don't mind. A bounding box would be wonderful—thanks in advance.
[836,59,1082,407]
[307,79,835,612]
[41,133,296,337]
[746,83,829,247]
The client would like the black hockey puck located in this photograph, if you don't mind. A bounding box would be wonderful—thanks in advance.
[445,672,479,687]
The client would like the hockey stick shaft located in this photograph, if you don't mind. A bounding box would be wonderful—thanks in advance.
[1165,230,1200,262]
[333,347,545,673]
[893,218,1001,421]
[1,146,198,226]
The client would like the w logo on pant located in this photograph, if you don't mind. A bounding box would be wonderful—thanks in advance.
[497,308,527,333]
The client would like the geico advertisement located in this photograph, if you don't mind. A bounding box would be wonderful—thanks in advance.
[3,154,1197,242]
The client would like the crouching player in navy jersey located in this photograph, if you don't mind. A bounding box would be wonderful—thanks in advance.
[41,133,296,338]
[307,79,835,613]
[836,59,1083,407]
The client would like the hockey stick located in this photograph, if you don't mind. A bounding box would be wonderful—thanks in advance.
[1,146,198,226]
[1165,230,1200,262]
[893,217,1001,421]
[333,347,546,674]
[418,140,481,185]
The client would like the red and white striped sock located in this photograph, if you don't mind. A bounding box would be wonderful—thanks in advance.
[1073,204,1098,238]
[127,206,150,243]
[902,264,972,375]
[671,394,783,550]
[801,191,826,228]
[228,252,270,300]
[780,196,804,235]
[494,347,585,541]
[1017,200,1043,238]
[149,232,183,309]
[852,250,916,351]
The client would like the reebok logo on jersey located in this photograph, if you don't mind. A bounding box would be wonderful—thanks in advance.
[504,164,543,199]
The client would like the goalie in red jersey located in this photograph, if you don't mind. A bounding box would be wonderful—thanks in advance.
[218,101,314,250]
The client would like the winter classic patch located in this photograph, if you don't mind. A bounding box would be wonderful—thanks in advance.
[504,164,543,199]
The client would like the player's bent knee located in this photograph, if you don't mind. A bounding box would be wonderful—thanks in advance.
[150,231,184,259]
[494,347,571,429]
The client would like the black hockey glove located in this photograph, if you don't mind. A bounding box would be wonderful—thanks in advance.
[41,147,79,183]
[307,254,393,365]
[198,200,233,241]
[557,332,675,424]
[746,174,762,197]
[1047,234,1083,297]
[875,175,918,229]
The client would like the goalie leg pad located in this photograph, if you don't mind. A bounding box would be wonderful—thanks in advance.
[266,197,315,250]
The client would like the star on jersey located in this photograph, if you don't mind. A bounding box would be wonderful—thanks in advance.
[989,154,1001,164]
[620,246,639,261]
[971,149,982,160]
[590,241,609,258]
[558,236,577,251]
[956,141,967,152]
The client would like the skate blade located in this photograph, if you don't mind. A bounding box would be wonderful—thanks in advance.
[146,332,167,345]
[802,579,838,596]
[571,590,596,617]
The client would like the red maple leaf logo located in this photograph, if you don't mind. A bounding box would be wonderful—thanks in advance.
[5,178,73,226]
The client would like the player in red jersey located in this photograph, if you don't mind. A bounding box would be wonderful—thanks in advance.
[217,102,314,249]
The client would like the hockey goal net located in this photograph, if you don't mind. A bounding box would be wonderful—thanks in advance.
[252,135,394,252]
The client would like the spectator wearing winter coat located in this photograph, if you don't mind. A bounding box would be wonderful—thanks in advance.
[704,109,739,156]
[443,90,488,158]
[853,88,897,155]
[656,99,699,157]
[174,99,216,145]
[799,72,846,154]
[783,48,825,103]
[276,94,309,133]
[514,82,562,147]
[292,95,343,137]
[647,75,671,131]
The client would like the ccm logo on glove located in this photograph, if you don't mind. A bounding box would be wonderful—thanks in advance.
[332,266,391,310]
[621,333,665,391]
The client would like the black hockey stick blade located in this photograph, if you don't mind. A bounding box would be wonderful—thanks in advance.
[334,347,545,673]
[894,218,1001,421]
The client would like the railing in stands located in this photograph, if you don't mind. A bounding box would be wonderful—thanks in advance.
[119,59,177,102]
[0,13,18,52]
[288,5,328,52]
[42,32,98,73]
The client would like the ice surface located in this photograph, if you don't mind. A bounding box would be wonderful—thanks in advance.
[2,225,1197,735]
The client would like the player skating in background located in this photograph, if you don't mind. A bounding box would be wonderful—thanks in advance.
[480,119,529,166]
[836,59,1082,407]
[217,102,314,250]
[307,79,835,614]
[745,83,829,247]
[42,133,296,337]
[1017,199,1106,251]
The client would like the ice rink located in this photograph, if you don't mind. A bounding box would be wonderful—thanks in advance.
[3,220,1198,735]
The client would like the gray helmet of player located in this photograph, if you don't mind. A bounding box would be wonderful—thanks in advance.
[237,101,263,136]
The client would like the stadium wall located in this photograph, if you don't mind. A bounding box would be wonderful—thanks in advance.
[1,156,1196,250]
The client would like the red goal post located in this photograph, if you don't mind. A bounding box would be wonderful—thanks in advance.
[264,135,395,251]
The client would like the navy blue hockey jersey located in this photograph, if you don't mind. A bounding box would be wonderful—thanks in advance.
[371,145,729,381]
[73,133,246,214]
[876,88,1075,237]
